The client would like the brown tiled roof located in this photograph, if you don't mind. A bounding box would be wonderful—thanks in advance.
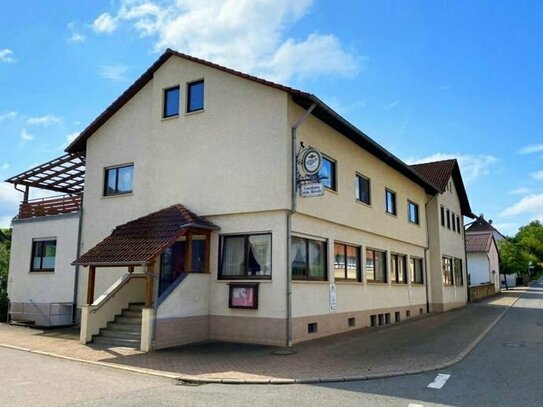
[410,159,456,192]
[409,159,475,218]
[465,232,494,253]
[466,216,505,238]
[73,204,218,266]
[65,49,437,195]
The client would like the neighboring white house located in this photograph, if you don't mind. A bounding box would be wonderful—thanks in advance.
[5,49,475,350]
[466,232,500,292]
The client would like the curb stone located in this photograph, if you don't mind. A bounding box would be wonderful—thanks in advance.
[0,289,527,385]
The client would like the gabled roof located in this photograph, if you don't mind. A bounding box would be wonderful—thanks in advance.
[466,215,505,238]
[73,204,218,266]
[465,232,495,253]
[65,49,438,195]
[410,159,475,218]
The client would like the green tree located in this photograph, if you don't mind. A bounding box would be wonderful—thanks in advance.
[0,229,10,321]
[516,221,543,261]
[498,238,532,276]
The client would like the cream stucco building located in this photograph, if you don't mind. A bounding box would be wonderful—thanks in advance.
[5,50,475,350]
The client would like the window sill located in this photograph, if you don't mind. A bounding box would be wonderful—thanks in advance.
[102,192,134,199]
[185,109,204,116]
[391,283,409,286]
[324,187,338,195]
[335,280,362,285]
[216,279,272,283]
[408,221,421,227]
[29,270,55,274]
[292,280,329,284]
[366,281,388,286]
[356,199,372,208]
[385,212,398,218]
[161,114,179,121]
[411,283,425,286]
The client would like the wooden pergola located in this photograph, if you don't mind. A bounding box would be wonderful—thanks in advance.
[5,153,85,199]
[72,204,219,308]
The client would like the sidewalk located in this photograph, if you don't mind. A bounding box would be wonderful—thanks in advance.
[0,288,527,384]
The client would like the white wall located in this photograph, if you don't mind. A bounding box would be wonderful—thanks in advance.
[467,253,491,286]
[8,213,80,304]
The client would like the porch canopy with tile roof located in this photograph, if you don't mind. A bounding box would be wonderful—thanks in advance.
[73,204,219,306]
[465,232,495,253]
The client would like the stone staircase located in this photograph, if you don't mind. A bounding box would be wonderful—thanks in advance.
[92,303,144,348]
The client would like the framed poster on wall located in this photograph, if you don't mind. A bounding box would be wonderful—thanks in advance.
[228,283,259,309]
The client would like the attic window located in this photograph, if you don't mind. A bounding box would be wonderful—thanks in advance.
[163,86,180,118]
[187,80,204,113]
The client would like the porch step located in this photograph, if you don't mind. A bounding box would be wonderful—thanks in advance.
[93,336,141,348]
[92,304,143,349]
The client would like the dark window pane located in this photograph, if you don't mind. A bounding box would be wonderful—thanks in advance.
[440,206,445,226]
[117,166,133,193]
[409,202,419,224]
[164,86,180,117]
[191,239,206,272]
[187,81,204,112]
[375,251,386,282]
[386,190,396,215]
[356,175,371,204]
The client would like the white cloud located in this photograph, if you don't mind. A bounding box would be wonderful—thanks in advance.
[92,12,118,34]
[0,163,9,171]
[491,222,518,237]
[67,22,86,42]
[519,144,543,154]
[99,64,130,81]
[69,32,86,43]
[27,114,62,126]
[91,0,359,84]
[406,153,498,182]
[0,182,21,206]
[66,132,80,144]
[0,111,18,124]
[20,128,34,142]
[501,193,543,219]
[531,170,543,181]
[0,49,16,63]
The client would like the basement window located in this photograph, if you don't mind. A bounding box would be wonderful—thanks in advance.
[308,323,318,334]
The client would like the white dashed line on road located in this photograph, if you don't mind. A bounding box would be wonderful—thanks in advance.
[427,373,451,389]
[408,404,424,407]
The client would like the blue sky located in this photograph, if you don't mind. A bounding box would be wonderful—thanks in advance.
[1,0,543,235]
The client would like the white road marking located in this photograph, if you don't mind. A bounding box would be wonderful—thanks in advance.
[408,404,424,407]
[427,373,451,389]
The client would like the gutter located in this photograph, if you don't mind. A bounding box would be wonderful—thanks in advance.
[286,101,317,347]
[423,195,433,313]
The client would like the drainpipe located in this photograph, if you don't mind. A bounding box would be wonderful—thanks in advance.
[72,202,84,323]
[423,196,432,314]
[286,101,317,347]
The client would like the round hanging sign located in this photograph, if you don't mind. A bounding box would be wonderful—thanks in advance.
[301,148,322,175]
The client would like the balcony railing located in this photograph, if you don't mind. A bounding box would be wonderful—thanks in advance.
[18,194,82,219]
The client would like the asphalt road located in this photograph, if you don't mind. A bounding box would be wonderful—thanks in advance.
[1,281,542,407]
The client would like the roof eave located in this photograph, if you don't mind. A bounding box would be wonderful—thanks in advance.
[293,94,439,195]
